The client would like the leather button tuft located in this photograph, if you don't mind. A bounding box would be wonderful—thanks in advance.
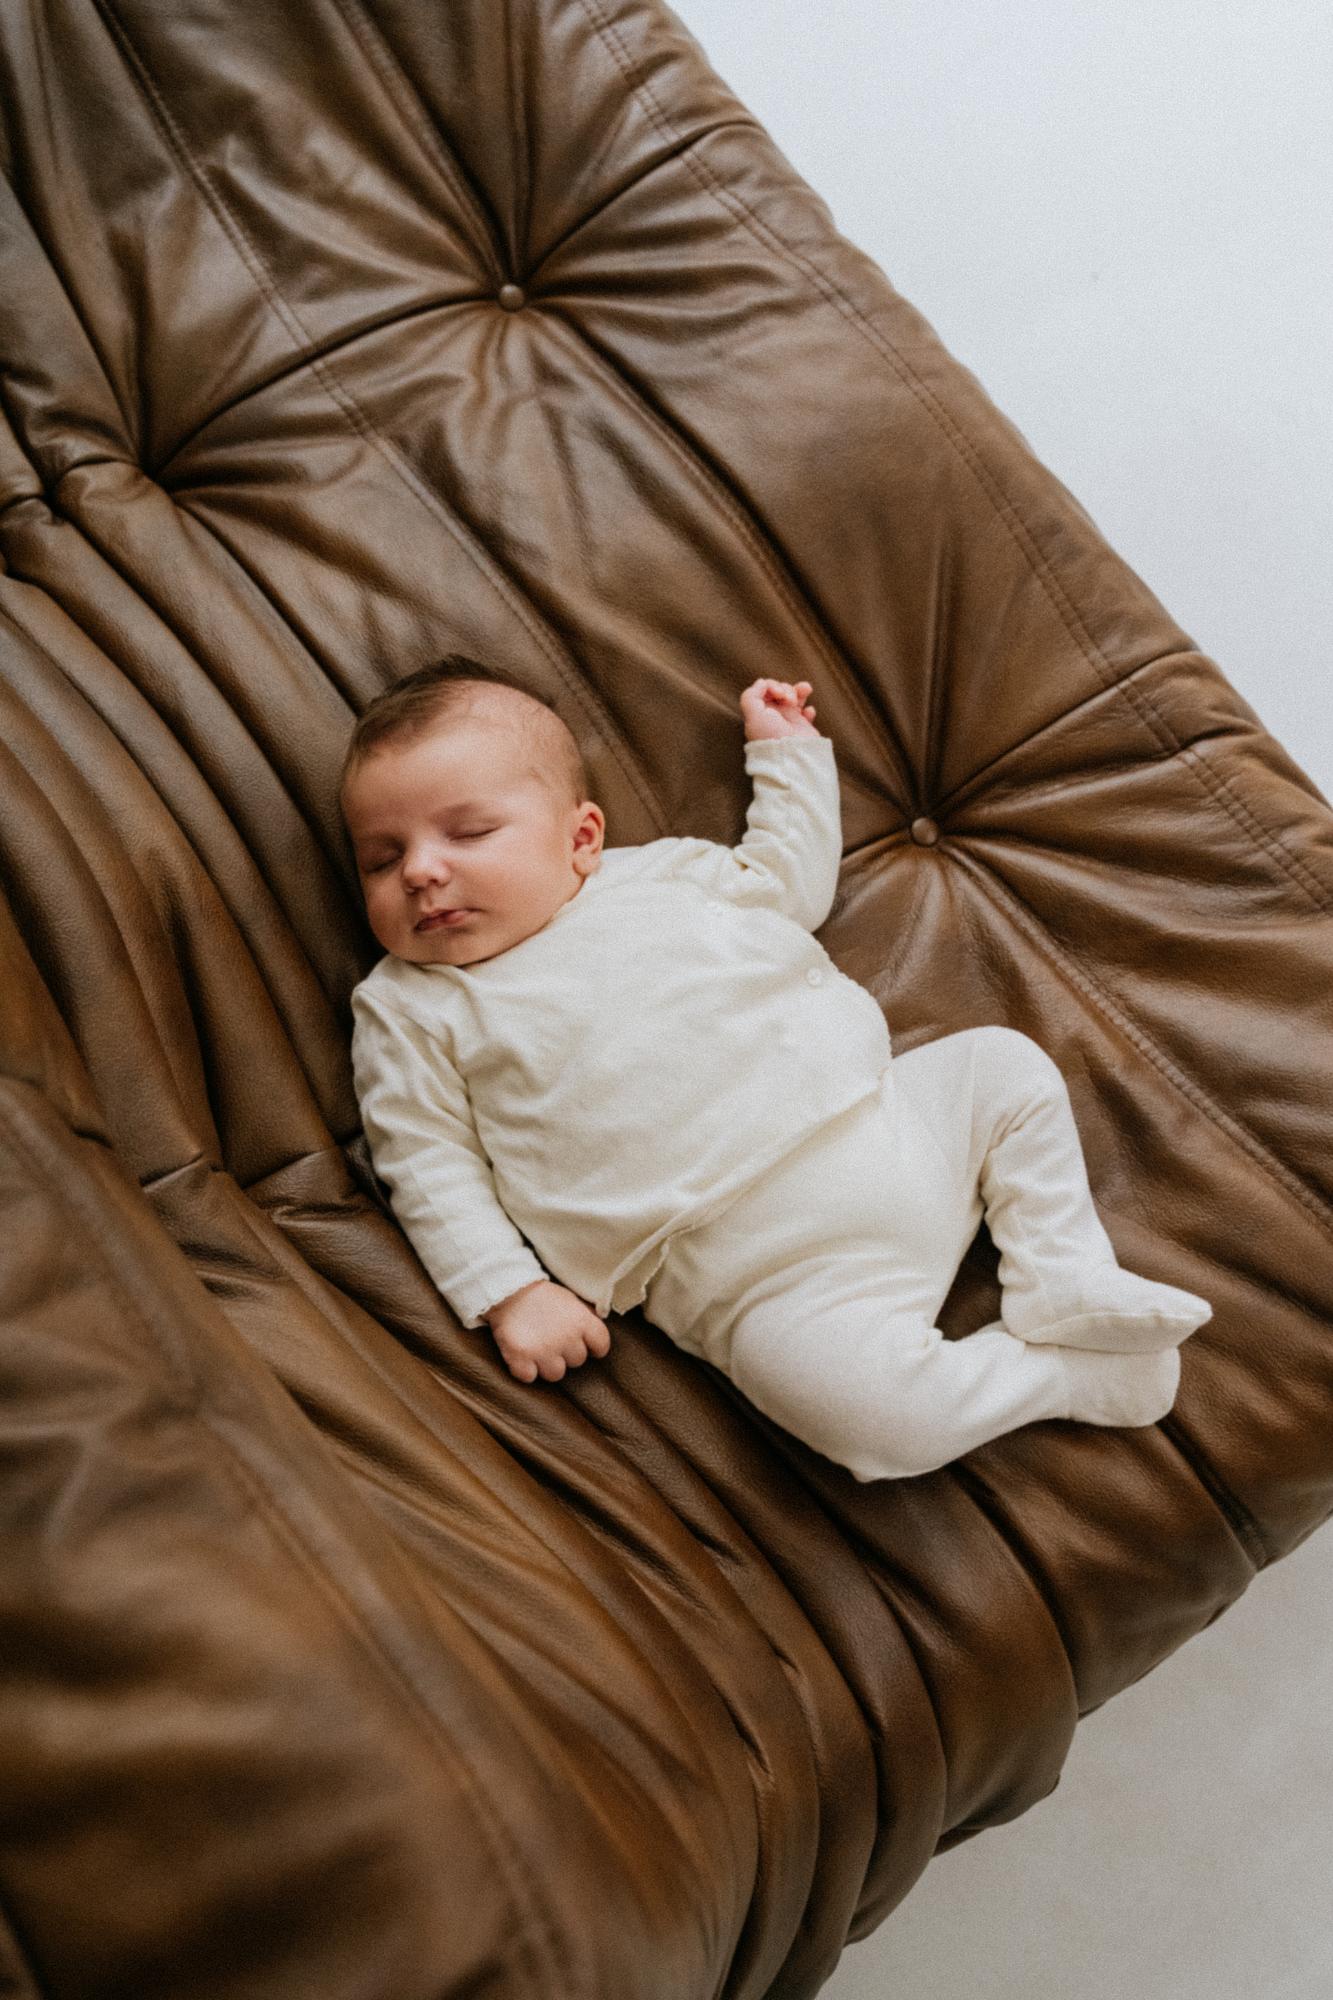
[497,283,526,311]
[909,816,941,847]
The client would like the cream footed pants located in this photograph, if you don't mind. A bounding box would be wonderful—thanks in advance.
[643,1026,1210,1483]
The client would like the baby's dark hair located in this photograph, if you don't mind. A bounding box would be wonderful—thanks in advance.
[340,654,591,808]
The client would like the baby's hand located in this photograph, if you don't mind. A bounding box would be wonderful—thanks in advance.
[740,678,820,742]
[485,1278,612,1385]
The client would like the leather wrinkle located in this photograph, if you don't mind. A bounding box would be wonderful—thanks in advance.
[497,1447,791,1788]
[0,1083,197,1415]
[152,292,501,479]
[927,1459,1081,1773]
[164,485,347,718]
[297,1337,828,1997]
[92,0,667,842]
[924,1456,1080,1816]
[839,644,1331,881]
[748,1441,953,1818]
[38,514,360,959]
[0,1885,47,2000]
[1178,737,1332,916]
[557,1359,936,1853]
[1154,1412,1273,1571]
[868,856,933,997]
[2,608,355,1162]
[0,727,217,1165]
[0,172,139,461]
[948,840,1333,1249]
[568,1367,863,1692]
[537,303,909,810]
[20,653,352,1112]
[697,1382,952,1750]
[831,1472,1094,1871]
[2,1082,567,2000]
[180,1447,569,2000]
[579,0,1333,920]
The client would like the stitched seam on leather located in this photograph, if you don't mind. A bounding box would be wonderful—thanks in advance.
[503,0,532,271]
[89,0,669,843]
[0,1081,563,2000]
[578,0,1333,917]
[950,843,1333,1241]
[928,647,1200,821]
[153,292,483,477]
[324,0,508,278]
[537,307,906,807]
[1178,739,1331,914]
[921,545,950,810]
[929,650,1333,924]
[531,119,760,275]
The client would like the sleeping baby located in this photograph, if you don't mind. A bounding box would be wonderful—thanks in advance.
[342,656,1212,1482]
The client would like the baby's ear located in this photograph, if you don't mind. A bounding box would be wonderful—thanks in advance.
[572,799,605,860]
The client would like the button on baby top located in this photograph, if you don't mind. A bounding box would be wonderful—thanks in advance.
[806,967,824,985]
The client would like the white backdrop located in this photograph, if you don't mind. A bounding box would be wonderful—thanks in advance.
[666,6,1333,1997]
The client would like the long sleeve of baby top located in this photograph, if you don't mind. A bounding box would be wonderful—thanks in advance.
[350,734,894,1327]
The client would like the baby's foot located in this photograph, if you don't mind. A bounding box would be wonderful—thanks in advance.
[1056,1343,1182,1429]
[1004,1264,1212,1353]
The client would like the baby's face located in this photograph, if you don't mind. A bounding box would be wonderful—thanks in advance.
[342,715,604,968]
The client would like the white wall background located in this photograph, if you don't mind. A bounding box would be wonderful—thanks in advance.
[666,5,1333,1996]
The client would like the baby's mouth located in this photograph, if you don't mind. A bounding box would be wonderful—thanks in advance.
[416,908,474,931]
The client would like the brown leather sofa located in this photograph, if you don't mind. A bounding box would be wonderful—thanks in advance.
[3,4,1332,1995]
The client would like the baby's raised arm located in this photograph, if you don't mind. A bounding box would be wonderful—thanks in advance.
[673,677,841,929]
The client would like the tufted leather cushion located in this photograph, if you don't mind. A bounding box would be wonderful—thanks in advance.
[3,3,1332,1994]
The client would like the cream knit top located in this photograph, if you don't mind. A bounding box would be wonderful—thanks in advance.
[350,734,893,1328]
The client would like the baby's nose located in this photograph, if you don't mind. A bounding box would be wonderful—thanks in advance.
[401,843,452,888]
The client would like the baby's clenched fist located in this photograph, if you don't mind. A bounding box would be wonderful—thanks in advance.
[485,1278,612,1384]
[740,678,820,741]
